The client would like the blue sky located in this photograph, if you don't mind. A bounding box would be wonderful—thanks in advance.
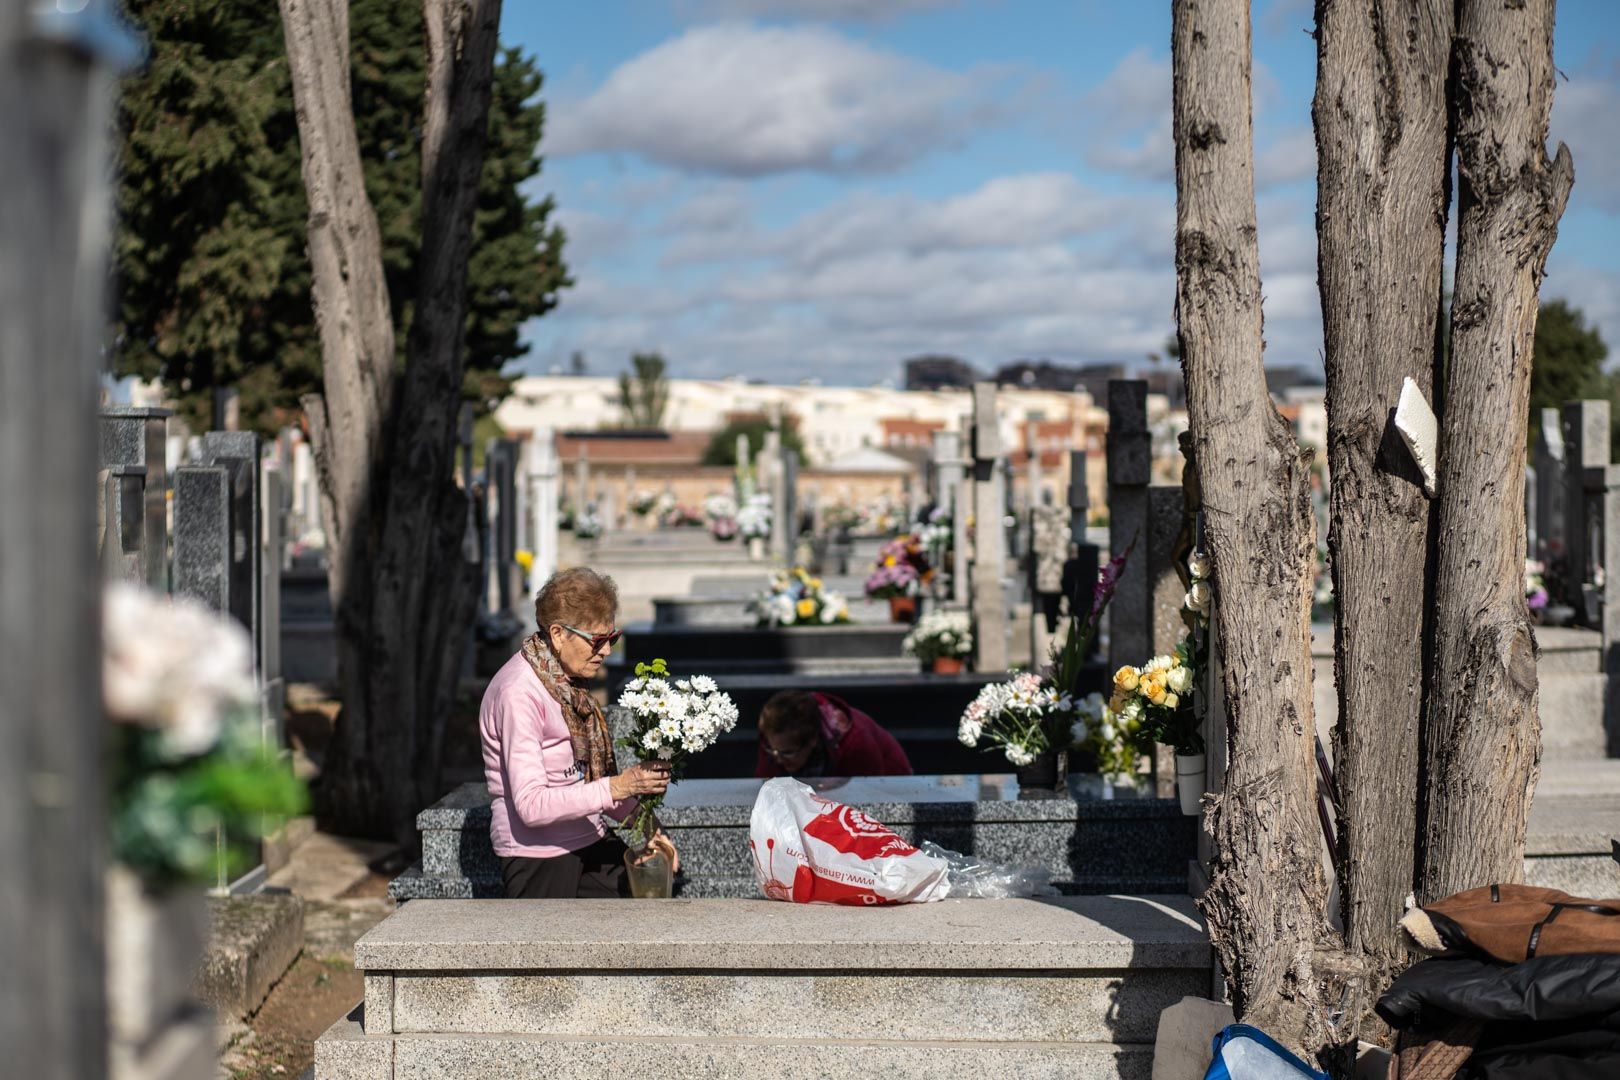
[501,0,1620,386]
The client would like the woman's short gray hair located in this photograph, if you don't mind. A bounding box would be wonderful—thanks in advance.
[533,567,619,631]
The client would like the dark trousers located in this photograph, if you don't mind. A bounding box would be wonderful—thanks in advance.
[501,835,632,899]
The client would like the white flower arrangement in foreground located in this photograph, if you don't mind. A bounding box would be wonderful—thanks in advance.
[615,659,740,840]
[957,671,1074,767]
[104,582,259,758]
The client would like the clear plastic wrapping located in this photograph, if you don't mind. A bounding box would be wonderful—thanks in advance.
[917,841,1059,899]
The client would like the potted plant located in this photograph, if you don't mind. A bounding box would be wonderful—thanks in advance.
[704,493,739,542]
[958,541,1133,797]
[737,493,772,559]
[748,568,852,627]
[103,584,307,1048]
[1068,692,1146,799]
[902,610,973,673]
[863,535,932,622]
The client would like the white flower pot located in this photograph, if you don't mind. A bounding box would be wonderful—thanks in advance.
[106,865,209,1047]
[1175,753,1207,817]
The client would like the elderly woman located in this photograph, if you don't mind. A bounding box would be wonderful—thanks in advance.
[480,567,678,898]
[754,690,913,779]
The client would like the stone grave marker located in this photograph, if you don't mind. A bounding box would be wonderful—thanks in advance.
[98,406,172,588]
[972,382,1009,671]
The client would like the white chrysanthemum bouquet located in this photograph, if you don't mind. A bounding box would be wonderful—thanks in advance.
[957,671,1074,767]
[615,658,740,839]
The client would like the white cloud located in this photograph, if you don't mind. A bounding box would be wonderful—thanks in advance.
[1542,257,1620,361]
[525,168,1331,382]
[674,0,959,19]
[1551,68,1620,214]
[1257,126,1316,189]
[547,23,1006,176]
[1081,48,1173,182]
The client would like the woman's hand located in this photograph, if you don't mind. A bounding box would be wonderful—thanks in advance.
[609,761,671,802]
[637,828,680,874]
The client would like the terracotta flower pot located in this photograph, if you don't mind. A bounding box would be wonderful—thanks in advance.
[930,656,964,675]
[888,595,918,623]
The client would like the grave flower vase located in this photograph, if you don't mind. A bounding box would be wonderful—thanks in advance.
[624,846,674,899]
[748,536,766,561]
[1014,748,1066,800]
[930,656,964,675]
[888,595,918,623]
[1175,753,1207,817]
[106,865,208,1053]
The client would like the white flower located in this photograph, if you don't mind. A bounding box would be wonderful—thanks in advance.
[958,718,984,746]
[1070,718,1090,746]
[690,675,717,694]
[655,745,675,760]
[1004,744,1037,767]
[103,583,257,757]
[1187,550,1212,579]
[1166,666,1194,694]
[1185,580,1212,614]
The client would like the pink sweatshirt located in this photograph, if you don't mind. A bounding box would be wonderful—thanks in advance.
[480,650,637,859]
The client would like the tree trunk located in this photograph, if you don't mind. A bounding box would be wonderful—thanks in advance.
[280,0,503,845]
[1312,0,1451,1001]
[1418,0,1571,902]
[1173,0,1339,1051]
[368,0,503,841]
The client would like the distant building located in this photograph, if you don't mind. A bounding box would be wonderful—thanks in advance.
[903,355,979,392]
[1265,364,1326,398]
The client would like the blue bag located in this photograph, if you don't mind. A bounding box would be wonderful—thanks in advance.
[1201,1024,1330,1080]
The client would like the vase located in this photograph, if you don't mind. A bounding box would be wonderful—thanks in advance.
[930,656,964,675]
[623,846,674,899]
[748,536,765,561]
[106,865,209,1057]
[1014,748,1067,800]
[888,595,918,623]
[1175,753,1207,817]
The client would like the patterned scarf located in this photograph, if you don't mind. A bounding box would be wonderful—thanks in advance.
[520,633,619,783]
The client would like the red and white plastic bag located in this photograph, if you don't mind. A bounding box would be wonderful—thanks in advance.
[748,778,951,905]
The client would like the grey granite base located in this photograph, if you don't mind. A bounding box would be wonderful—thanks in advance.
[392,778,1196,902]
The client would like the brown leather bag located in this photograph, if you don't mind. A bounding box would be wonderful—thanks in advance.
[1400,884,1620,964]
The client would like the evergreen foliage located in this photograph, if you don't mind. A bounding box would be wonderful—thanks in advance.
[702,416,807,467]
[113,0,568,433]
[617,352,670,428]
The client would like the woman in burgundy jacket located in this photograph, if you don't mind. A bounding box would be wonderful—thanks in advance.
[754,690,913,779]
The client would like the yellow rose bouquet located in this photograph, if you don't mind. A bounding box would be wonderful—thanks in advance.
[1110,641,1204,756]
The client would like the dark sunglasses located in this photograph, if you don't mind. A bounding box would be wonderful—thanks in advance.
[560,624,623,653]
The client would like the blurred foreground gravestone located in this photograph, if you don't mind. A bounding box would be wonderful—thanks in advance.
[1,3,143,1077]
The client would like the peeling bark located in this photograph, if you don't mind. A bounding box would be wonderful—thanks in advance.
[1312,0,1451,1012]
[1173,0,1346,1053]
[1419,0,1570,901]
[280,0,504,844]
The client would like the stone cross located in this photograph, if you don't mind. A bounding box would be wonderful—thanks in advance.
[1026,420,1044,510]
[1105,379,1152,674]
[98,406,171,587]
[259,466,286,745]
[1028,504,1070,666]
[199,431,263,647]
[953,415,972,605]
[573,443,590,518]
[1534,406,1566,568]
[523,429,561,591]
[972,382,1009,671]
[931,429,962,519]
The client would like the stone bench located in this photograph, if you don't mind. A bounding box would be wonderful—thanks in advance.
[389,777,1197,902]
[318,894,1210,1078]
